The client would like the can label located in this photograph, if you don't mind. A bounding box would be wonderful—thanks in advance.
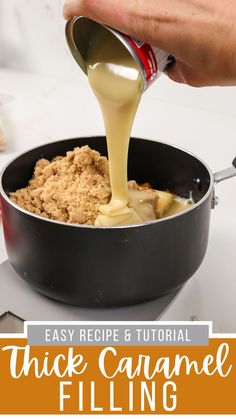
[123,35,175,90]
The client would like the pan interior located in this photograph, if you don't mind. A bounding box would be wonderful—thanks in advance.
[1,137,211,205]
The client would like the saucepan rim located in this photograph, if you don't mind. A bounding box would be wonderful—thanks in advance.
[0,136,214,230]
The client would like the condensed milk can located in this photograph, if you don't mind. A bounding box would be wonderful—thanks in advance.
[66,16,175,91]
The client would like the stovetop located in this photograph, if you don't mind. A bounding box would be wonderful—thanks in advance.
[0,260,180,332]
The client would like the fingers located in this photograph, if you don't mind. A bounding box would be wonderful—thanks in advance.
[165,60,208,87]
[63,0,131,28]
[165,61,189,84]
[63,0,182,50]
[63,0,81,20]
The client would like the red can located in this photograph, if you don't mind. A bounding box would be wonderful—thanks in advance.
[66,17,175,92]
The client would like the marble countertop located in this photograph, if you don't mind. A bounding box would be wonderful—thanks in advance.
[0,68,236,331]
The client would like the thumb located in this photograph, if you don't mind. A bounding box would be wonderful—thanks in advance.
[165,61,187,84]
[165,60,205,87]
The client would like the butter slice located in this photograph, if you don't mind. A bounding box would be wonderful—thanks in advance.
[155,190,174,218]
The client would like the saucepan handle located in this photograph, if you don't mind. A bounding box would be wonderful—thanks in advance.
[214,157,236,184]
[212,158,236,208]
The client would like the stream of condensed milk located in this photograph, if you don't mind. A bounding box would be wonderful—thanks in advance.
[87,29,143,226]
[86,28,192,226]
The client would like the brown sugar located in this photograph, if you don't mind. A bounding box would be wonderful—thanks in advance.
[10,146,111,225]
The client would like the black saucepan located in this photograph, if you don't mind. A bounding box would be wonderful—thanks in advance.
[0,137,235,307]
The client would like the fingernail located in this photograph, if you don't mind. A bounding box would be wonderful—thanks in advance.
[164,62,172,71]
[164,56,176,72]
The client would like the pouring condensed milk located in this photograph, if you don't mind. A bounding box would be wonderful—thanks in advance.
[87,24,144,226]
[66,17,193,226]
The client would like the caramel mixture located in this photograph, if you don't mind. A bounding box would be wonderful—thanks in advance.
[10,146,192,225]
[10,146,111,225]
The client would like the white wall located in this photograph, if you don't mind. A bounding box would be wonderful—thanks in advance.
[0,0,82,81]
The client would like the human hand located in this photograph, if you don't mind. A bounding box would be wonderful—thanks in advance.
[63,0,236,87]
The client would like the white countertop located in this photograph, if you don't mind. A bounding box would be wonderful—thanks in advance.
[0,68,236,331]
